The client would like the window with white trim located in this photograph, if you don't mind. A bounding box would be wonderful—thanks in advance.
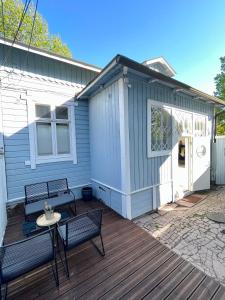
[27,100,77,169]
[148,101,172,157]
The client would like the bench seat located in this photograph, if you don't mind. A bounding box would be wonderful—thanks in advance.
[25,193,75,215]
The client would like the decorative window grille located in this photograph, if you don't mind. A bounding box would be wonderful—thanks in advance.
[174,110,192,136]
[149,103,172,155]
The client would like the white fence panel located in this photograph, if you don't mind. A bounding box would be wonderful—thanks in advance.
[215,136,225,184]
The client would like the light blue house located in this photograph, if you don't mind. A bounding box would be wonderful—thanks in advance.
[0,38,224,243]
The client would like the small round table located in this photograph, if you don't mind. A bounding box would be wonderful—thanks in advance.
[36,212,61,227]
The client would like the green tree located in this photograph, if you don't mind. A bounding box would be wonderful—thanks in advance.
[215,57,225,135]
[215,57,225,100]
[0,0,72,58]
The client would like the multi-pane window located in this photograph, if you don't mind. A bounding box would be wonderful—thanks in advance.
[174,110,193,136]
[194,116,206,136]
[149,104,172,155]
[35,104,71,157]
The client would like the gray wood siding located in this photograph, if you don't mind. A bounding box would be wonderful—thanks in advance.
[89,80,122,190]
[0,45,97,85]
[2,96,90,201]
[128,76,214,192]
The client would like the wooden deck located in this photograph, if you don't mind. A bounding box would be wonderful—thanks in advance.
[4,199,225,300]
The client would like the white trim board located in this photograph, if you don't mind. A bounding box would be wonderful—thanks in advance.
[91,179,126,195]
[118,77,132,219]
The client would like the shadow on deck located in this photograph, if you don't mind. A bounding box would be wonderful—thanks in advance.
[3,199,225,300]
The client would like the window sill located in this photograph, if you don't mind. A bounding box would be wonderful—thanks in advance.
[148,150,172,158]
[25,155,77,166]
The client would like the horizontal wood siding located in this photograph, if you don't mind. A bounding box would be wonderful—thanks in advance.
[2,94,91,202]
[89,80,122,190]
[128,75,214,216]
[0,43,98,203]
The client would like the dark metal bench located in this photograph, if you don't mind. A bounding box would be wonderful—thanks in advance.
[24,178,76,220]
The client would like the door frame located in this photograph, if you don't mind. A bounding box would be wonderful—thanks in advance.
[0,92,7,199]
[172,134,192,200]
[0,90,7,244]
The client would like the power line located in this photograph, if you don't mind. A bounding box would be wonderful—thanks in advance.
[1,0,31,67]
[0,0,6,66]
[0,0,36,86]
[0,0,6,39]
[2,0,39,89]
[26,0,39,66]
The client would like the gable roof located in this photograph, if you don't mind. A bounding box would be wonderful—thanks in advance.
[142,57,176,77]
[77,54,224,106]
[0,37,101,73]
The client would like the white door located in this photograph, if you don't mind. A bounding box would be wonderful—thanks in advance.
[172,136,191,200]
[0,96,7,243]
[192,137,210,191]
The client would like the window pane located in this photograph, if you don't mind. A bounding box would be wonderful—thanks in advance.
[195,117,206,136]
[35,105,51,119]
[56,124,70,154]
[56,106,68,119]
[36,123,52,155]
[151,105,172,152]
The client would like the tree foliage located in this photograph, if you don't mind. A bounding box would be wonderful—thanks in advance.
[0,0,72,58]
[215,57,225,100]
[215,57,225,135]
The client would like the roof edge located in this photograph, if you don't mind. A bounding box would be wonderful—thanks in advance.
[77,54,224,106]
[0,37,102,73]
[142,56,176,76]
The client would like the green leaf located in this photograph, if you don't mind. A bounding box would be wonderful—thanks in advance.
[0,0,72,58]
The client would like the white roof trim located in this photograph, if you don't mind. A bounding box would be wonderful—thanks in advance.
[0,38,101,73]
[143,56,176,77]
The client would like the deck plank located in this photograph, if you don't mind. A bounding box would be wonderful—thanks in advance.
[3,199,225,300]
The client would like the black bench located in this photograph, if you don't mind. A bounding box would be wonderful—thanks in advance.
[24,178,76,220]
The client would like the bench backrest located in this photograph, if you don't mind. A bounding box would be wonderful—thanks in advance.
[47,178,69,198]
[25,178,69,204]
[25,182,48,204]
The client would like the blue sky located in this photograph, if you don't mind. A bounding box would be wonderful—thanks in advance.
[38,0,225,95]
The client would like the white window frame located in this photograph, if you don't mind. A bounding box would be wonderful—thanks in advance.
[147,99,209,158]
[147,99,172,157]
[27,98,77,169]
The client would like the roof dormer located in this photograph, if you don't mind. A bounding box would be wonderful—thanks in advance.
[142,57,176,77]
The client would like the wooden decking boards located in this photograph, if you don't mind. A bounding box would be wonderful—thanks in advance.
[4,200,225,300]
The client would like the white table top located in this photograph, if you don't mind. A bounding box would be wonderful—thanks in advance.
[36,212,61,227]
